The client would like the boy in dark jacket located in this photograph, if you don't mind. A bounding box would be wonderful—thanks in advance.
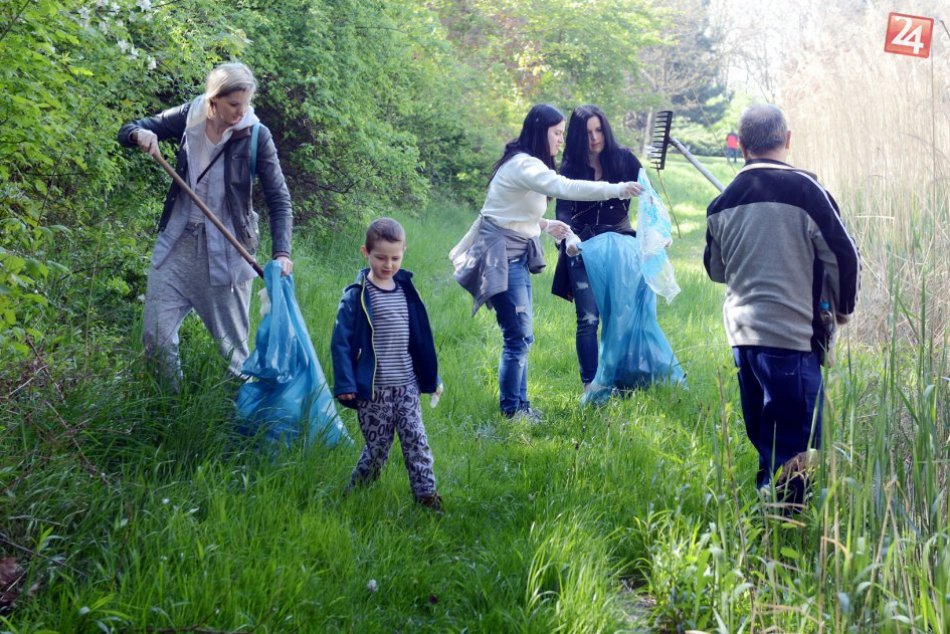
[331,218,443,510]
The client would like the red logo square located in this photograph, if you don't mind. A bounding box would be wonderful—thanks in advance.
[884,13,934,58]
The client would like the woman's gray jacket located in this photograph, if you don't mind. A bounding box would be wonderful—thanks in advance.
[118,99,292,286]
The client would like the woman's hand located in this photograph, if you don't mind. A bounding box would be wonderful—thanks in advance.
[133,128,159,157]
[274,255,293,276]
[564,233,581,257]
[541,218,571,240]
[621,182,644,198]
[338,393,356,401]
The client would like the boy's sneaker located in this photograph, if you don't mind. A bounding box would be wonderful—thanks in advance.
[416,493,444,513]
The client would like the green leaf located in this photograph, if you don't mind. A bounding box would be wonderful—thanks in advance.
[24,258,49,279]
[1,255,26,274]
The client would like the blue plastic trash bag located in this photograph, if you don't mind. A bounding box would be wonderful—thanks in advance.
[236,261,351,447]
[578,228,685,406]
[637,169,680,302]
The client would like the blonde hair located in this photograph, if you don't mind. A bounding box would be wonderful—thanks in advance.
[204,62,257,119]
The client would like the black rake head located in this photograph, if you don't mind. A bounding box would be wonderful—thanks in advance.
[649,110,673,171]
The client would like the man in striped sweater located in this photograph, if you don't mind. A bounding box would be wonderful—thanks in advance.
[705,104,860,506]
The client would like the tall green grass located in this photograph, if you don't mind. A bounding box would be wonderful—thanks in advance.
[2,154,947,632]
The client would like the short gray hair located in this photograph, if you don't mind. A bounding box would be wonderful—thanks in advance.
[738,104,788,154]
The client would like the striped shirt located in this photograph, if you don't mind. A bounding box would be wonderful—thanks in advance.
[366,280,414,387]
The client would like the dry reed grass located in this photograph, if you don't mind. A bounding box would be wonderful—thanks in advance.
[781,4,950,346]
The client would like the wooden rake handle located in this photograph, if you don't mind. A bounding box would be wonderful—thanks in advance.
[152,152,264,278]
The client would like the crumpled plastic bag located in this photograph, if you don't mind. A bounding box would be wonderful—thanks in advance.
[578,231,686,406]
[236,260,351,447]
[637,169,680,302]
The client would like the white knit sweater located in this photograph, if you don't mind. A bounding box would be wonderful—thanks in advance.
[479,153,628,237]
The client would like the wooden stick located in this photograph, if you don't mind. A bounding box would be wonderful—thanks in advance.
[153,153,264,278]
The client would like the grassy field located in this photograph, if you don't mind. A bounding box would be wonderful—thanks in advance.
[2,155,948,633]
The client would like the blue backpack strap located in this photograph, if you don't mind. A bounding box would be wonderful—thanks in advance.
[249,123,260,179]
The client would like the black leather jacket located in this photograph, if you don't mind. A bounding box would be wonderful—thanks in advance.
[554,148,642,238]
[551,148,642,300]
[117,100,292,258]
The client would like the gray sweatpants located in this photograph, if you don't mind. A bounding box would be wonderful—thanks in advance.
[142,223,253,383]
[350,383,437,498]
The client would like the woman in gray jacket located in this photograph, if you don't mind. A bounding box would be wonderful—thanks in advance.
[118,61,293,387]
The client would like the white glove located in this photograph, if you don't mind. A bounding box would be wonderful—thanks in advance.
[542,219,571,240]
[564,233,581,257]
[133,128,159,156]
[617,182,644,199]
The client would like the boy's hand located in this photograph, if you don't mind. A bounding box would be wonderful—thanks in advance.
[339,393,356,401]
[430,383,444,408]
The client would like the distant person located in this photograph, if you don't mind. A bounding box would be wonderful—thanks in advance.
[725,130,740,163]
[331,218,443,511]
[704,104,860,508]
[450,104,641,421]
[551,105,644,392]
[118,62,293,388]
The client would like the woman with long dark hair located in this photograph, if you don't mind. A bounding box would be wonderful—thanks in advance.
[551,105,644,391]
[451,104,641,420]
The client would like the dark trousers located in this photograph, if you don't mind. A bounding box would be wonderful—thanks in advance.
[567,252,600,385]
[733,346,823,490]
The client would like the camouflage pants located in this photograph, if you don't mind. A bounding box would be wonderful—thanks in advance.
[351,383,437,498]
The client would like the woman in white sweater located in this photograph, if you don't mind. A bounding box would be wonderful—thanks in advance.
[451,104,641,420]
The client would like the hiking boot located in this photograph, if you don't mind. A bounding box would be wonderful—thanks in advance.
[416,493,444,513]
[774,450,817,509]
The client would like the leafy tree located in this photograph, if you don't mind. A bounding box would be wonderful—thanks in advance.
[630,0,731,151]
[428,0,663,126]
[0,0,253,364]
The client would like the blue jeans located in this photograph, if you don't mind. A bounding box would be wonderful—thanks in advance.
[733,346,823,490]
[567,253,599,384]
[493,254,534,415]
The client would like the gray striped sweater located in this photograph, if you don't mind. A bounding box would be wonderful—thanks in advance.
[704,159,860,352]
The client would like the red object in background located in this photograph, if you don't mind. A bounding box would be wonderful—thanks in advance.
[884,13,934,58]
